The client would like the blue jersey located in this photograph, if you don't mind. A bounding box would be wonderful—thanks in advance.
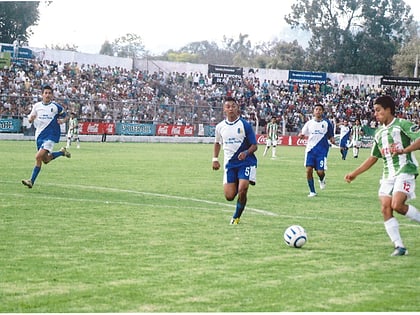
[301,118,334,157]
[339,124,351,147]
[30,101,66,145]
[215,117,257,169]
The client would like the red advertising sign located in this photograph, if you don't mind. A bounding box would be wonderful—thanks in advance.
[256,134,307,146]
[156,124,195,136]
[80,122,115,135]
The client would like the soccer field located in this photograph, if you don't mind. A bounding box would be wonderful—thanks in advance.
[0,140,419,312]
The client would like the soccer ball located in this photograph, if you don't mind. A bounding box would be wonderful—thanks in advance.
[284,225,307,248]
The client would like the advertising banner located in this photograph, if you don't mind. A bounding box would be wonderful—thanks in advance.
[80,122,115,135]
[0,119,22,132]
[116,123,156,136]
[156,124,195,136]
[208,64,243,84]
[256,134,307,146]
[288,70,327,84]
[381,76,420,87]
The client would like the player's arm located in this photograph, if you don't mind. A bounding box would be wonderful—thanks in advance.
[28,107,37,123]
[344,156,378,183]
[392,138,420,156]
[212,142,221,170]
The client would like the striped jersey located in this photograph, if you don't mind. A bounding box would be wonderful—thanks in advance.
[266,121,278,141]
[68,117,79,133]
[301,118,334,156]
[352,124,362,142]
[372,118,420,178]
[215,117,257,169]
[30,101,66,143]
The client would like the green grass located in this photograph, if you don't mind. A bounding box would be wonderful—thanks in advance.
[0,140,419,312]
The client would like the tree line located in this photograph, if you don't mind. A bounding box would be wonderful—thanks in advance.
[1,0,419,77]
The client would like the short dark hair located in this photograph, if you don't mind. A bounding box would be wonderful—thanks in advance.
[314,103,324,110]
[41,84,53,92]
[374,95,395,115]
[224,96,237,103]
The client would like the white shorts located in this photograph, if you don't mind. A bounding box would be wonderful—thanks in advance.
[266,139,277,147]
[379,174,416,201]
[353,140,361,148]
[40,140,55,153]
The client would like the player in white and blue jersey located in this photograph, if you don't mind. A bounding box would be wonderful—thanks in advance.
[298,104,335,197]
[338,119,351,160]
[22,85,71,188]
[212,97,258,224]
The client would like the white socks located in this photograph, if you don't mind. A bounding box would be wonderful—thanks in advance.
[405,204,420,222]
[384,217,404,248]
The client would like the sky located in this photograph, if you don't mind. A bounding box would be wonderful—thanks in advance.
[28,0,420,56]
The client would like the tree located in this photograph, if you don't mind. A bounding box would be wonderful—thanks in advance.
[392,37,420,77]
[254,40,306,70]
[177,40,223,64]
[111,33,146,58]
[222,33,254,66]
[285,0,415,75]
[0,1,40,44]
[99,40,114,56]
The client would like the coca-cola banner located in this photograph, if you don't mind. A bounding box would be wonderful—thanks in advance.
[80,122,115,135]
[156,124,194,136]
[256,134,306,146]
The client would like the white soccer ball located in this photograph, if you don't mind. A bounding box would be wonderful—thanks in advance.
[284,225,307,248]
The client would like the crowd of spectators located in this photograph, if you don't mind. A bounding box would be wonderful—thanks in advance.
[1,58,420,134]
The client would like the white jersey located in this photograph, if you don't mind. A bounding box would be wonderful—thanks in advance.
[29,101,66,143]
[215,117,257,169]
[301,118,334,156]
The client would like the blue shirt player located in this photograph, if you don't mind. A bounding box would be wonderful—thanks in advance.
[22,85,71,188]
[338,119,351,160]
[212,97,258,224]
[298,104,335,197]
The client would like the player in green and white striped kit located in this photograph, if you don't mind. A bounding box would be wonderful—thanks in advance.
[351,119,363,158]
[263,117,278,158]
[345,95,420,256]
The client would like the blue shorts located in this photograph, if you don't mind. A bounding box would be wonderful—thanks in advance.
[304,151,327,171]
[223,165,257,184]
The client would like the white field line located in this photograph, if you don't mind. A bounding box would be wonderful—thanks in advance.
[3,181,420,227]
[1,181,277,217]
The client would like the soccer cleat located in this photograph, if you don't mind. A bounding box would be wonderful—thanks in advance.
[60,147,71,158]
[307,192,317,197]
[230,218,240,225]
[22,179,33,188]
[391,247,408,256]
[319,179,326,190]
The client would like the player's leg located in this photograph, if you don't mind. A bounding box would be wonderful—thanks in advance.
[272,140,277,158]
[223,168,238,201]
[232,165,256,222]
[22,146,46,188]
[263,139,271,156]
[316,156,327,190]
[232,179,249,222]
[379,180,407,256]
[305,152,317,196]
[45,140,71,161]
[353,142,359,158]
[66,132,72,148]
[392,176,420,222]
